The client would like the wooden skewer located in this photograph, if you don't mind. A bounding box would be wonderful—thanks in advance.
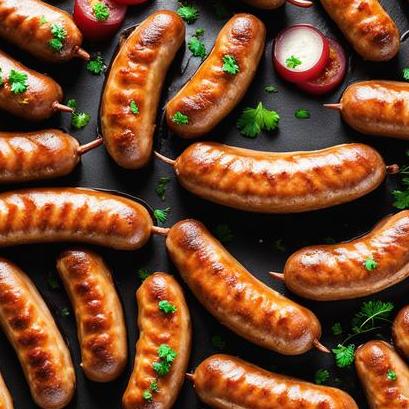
[74,47,91,61]
[314,339,331,353]
[78,138,104,155]
[154,151,176,166]
[269,272,285,282]
[323,103,342,111]
[52,101,74,113]
[288,0,313,7]
[152,226,170,236]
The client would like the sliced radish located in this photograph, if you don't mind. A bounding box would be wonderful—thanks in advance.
[287,0,313,7]
[296,38,347,95]
[273,24,330,83]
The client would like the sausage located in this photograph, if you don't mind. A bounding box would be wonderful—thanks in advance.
[319,0,399,61]
[0,372,13,409]
[0,187,163,250]
[0,130,102,184]
[122,272,191,409]
[155,141,392,214]
[0,0,89,63]
[355,341,409,408]
[0,258,75,409]
[189,354,358,409]
[165,14,266,139]
[166,219,325,355]
[271,211,409,301]
[392,305,409,358]
[56,250,127,383]
[240,0,312,9]
[0,50,72,121]
[325,81,409,140]
[101,10,185,169]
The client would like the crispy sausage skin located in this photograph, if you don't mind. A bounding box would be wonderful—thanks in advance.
[0,0,87,63]
[56,250,127,383]
[191,354,358,409]
[122,272,191,409]
[169,142,387,213]
[166,14,266,139]
[0,50,64,121]
[356,341,409,409]
[393,306,409,358]
[101,11,185,169]
[278,211,409,301]
[0,188,153,250]
[335,81,409,140]
[166,219,323,355]
[319,0,399,61]
[0,259,75,409]
[0,372,13,409]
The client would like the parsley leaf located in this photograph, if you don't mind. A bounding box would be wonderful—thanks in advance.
[237,102,280,138]
[158,344,177,363]
[171,111,189,125]
[154,208,170,225]
[49,23,66,52]
[66,99,77,110]
[155,177,171,201]
[177,5,199,24]
[403,68,409,81]
[331,322,343,336]
[86,55,106,75]
[211,335,226,350]
[39,16,48,25]
[351,300,394,333]
[138,268,151,282]
[214,224,233,243]
[332,344,356,368]
[195,28,205,37]
[364,257,377,271]
[8,70,28,94]
[295,108,310,119]
[130,100,139,115]
[143,390,152,401]
[286,55,302,69]
[93,2,110,21]
[0,68,3,87]
[159,300,177,314]
[71,112,91,129]
[393,177,409,209]
[188,36,206,59]
[315,369,330,385]
[150,380,159,392]
[387,369,397,381]
[153,361,169,377]
[265,85,278,93]
[222,55,239,75]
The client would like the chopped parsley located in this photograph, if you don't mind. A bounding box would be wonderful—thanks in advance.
[265,85,278,93]
[214,224,233,243]
[387,369,397,381]
[49,23,66,52]
[39,15,48,25]
[177,5,199,24]
[364,257,377,271]
[295,108,310,119]
[0,68,3,87]
[8,70,28,94]
[403,68,409,81]
[71,112,91,129]
[286,55,302,69]
[331,322,343,336]
[211,335,226,350]
[171,111,189,125]
[142,390,152,401]
[86,55,106,75]
[153,344,177,377]
[66,99,77,110]
[130,100,139,115]
[222,55,239,75]
[393,160,409,209]
[93,2,110,21]
[188,36,206,59]
[155,177,171,201]
[150,380,159,392]
[314,369,330,385]
[154,208,170,225]
[332,344,356,368]
[138,268,151,282]
[159,300,177,314]
[195,28,205,37]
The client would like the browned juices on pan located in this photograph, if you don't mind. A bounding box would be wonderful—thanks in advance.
[101,11,185,169]
[0,259,75,409]
[173,142,387,213]
[319,0,399,61]
[57,250,127,383]
[356,341,409,409]
[166,219,323,355]
[0,372,13,409]
[123,273,191,409]
[338,81,409,140]
[166,14,266,138]
[191,354,358,409]
[0,50,64,121]
[281,211,409,301]
[0,188,153,250]
[393,305,409,358]
[0,0,87,62]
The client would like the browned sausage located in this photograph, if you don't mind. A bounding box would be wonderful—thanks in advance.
[0,372,13,409]
[101,10,185,169]
[241,0,312,8]
[0,0,89,62]
[166,219,325,356]
[319,0,399,61]
[155,142,393,214]
[325,81,409,140]
[189,354,358,409]
[356,341,409,409]
[0,258,75,409]
[56,250,127,383]
[393,305,409,359]
[0,130,102,183]
[271,211,409,301]
[122,272,191,409]
[165,14,265,139]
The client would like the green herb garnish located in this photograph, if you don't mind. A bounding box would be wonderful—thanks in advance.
[171,111,189,125]
[60,307,70,317]
[0,68,3,87]
[265,85,278,93]
[195,28,205,37]
[295,108,310,119]
[315,369,330,385]
[332,344,356,368]
[39,16,48,25]
[159,300,177,314]
[387,369,397,381]
[93,2,110,21]
[188,36,206,59]
[153,344,177,377]
[86,56,106,75]
[331,322,343,336]
[403,68,409,81]
[222,55,239,75]
[142,390,152,401]
[286,55,302,69]
[66,99,77,110]
[138,268,151,282]
[155,177,171,201]
[49,23,66,52]
[150,380,159,392]
[364,257,377,271]
[154,208,170,225]
[71,112,91,129]
[130,100,139,115]
[177,5,199,24]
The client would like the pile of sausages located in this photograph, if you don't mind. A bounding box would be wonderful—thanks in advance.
[0,0,408,408]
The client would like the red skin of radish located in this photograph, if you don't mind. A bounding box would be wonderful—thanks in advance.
[112,0,149,4]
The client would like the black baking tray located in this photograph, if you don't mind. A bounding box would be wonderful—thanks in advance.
[0,1,408,408]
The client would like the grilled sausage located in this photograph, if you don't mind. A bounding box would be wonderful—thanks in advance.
[166,14,265,139]
[156,142,391,214]
[0,259,75,409]
[0,130,102,184]
[271,211,409,301]
[190,354,358,409]
[56,250,127,383]
[393,305,409,359]
[0,372,13,409]
[319,0,399,61]
[122,272,191,409]
[0,188,160,250]
[356,341,409,409]
[101,10,185,169]
[166,219,325,355]
[0,50,73,121]
[325,81,409,140]
[0,0,89,62]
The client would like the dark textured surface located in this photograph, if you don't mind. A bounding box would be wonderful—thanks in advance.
[0,1,408,408]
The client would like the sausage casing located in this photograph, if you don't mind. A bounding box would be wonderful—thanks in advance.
[0,188,153,250]
[392,305,409,359]
[319,0,399,61]
[0,0,85,62]
[122,272,191,409]
[338,81,409,140]
[56,250,127,383]
[356,341,409,409]
[166,14,266,138]
[281,211,409,301]
[192,354,358,409]
[172,142,387,213]
[0,259,75,409]
[166,219,322,355]
[0,372,13,409]
[0,50,63,121]
[101,11,185,169]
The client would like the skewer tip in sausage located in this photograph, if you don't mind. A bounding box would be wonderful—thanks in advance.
[56,249,127,383]
[0,371,13,409]
[122,272,192,409]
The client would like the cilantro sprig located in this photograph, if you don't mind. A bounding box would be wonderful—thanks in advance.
[403,68,409,81]
[171,111,189,125]
[66,98,91,129]
[177,5,199,24]
[222,55,239,75]
[393,155,409,209]
[314,369,330,385]
[86,55,106,75]
[188,36,206,59]
[49,23,66,52]
[295,108,310,119]
[286,55,302,69]
[8,70,28,94]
